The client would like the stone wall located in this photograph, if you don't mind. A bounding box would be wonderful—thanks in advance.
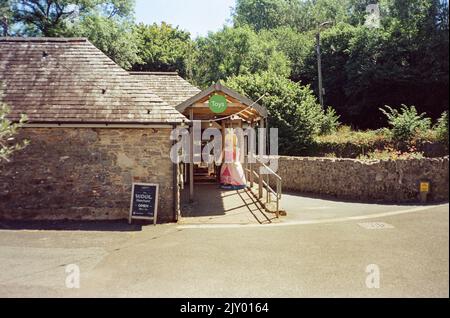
[0,128,177,222]
[274,156,449,203]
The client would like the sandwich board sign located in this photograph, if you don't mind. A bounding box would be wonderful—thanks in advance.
[129,183,159,224]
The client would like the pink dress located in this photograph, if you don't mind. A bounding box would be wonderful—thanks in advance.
[220,132,247,189]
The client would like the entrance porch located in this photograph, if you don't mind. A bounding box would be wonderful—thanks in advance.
[175,82,283,224]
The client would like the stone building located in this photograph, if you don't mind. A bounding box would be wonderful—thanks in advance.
[0,37,196,222]
[0,37,269,222]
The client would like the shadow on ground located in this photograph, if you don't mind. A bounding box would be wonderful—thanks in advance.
[0,220,147,232]
[282,189,449,206]
[180,183,277,225]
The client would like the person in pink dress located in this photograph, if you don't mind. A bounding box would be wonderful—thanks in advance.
[220,129,247,190]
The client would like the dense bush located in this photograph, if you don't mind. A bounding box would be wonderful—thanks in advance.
[311,126,391,158]
[434,111,449,145]
[357,148,425,160]
[319,107,341,135]
[225,71,339,155]
[313,118,449,159]
[380,105,432,143]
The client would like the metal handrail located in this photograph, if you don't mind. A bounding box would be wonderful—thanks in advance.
[244,155,282,217]
[256,157,282,197]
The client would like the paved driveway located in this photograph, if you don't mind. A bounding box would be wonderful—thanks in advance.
[180,184,446,227]
[0,202,448,297]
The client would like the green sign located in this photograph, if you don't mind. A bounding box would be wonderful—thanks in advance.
[209,94,228,114]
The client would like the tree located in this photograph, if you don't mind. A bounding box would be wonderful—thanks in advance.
[5,1,139,69]
[9,0,134,36]
[313,23,365,122]
[342,0,449,127]
[0,103,29,163]
[192,26,290,87]
[260,27,315,82]
[233,0,292,31]
[225,71,339,155]
[305,0,351,28]
[68,14,140,69]
[233,0,353,32]
[1,0,12,36]
[132,22,194,77]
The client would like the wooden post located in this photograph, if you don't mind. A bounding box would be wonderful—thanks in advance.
[189,108,194,202]
[249,121,254,188]
[258,119,265,198]
[244,135,248,183]
[221,119,226,159]
[259,118,265,157]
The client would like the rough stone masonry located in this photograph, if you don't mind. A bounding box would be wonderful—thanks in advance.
[275,156,449,203]
[0,127,177,221]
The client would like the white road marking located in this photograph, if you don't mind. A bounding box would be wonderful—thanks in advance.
[177,204,447,229]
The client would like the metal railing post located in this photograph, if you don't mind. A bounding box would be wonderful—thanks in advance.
[253,157,283,218]
[276,179,280,218]
[250,161,254,188]
[258,162,263,199]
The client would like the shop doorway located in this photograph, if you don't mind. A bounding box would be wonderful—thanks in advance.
[175,82,282,223]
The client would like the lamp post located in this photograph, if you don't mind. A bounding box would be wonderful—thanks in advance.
[316,21,332,108]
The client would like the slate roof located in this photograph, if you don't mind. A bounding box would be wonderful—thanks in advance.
[130,72,201,109]
[0,37,186,124]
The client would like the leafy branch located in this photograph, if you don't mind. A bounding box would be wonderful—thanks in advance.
[0,103,29,163]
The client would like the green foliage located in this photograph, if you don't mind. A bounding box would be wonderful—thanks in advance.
[192,26,290,87]
[68,14,140,69]
[225,71,339,155]
[313,124,448,159]
[320,106,341,135]
[316,126,389,144]
[313,126,391,158]
[313,23,363,117]
[6,1,138,69]
[434,111,449,145]
[99,0,135,18]
[233,0,352,32]
[380,105,432,142]
[0,104,29,163]
[132,23,193,76]
[9,0,135,36]
[233,0,449,128]
[1,1,12,36]
[357,147,425,160]
[233,0,292,31]
[4,0,449,135]
[259,27,314,82]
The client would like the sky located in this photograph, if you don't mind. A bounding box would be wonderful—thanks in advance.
[134,0,236,38]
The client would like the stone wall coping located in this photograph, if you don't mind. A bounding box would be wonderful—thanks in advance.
[276,155,449,164]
